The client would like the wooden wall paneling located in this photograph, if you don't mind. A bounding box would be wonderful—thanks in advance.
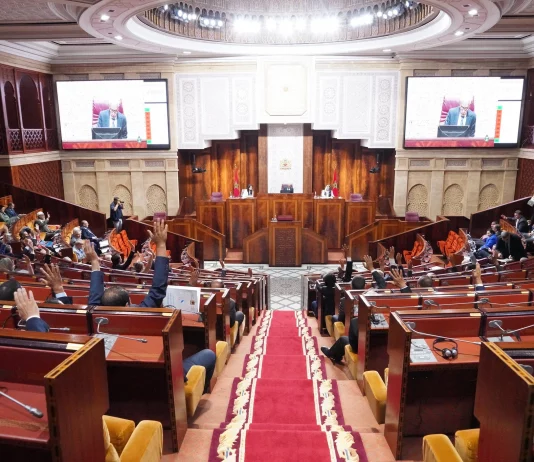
[226,199,256,249]
[303,124,313,194]
[17,161,64,199]
[302,228,328,264]
[345,201,376,235]
[300,197,315,229]
[271,196,299,219]
[515,158,534,200]
[379,149,396,200]
[240,131,259,193]
[269,222,302,266]
[256,195,270,229]
[243,228,268,263]
[333,140,356,200]
[378,219,403,239]
[196,200,226,234]
[470,197,532,238]
[314,198,345,249]
[346,222,378,260]
[258,124,268,194]
[312,131,331,196]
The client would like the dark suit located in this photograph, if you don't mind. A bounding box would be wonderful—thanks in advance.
[324,317,359,362]
[504,216,529,234]
[445,107,476,137]
[81,226,99,242]
[97,110,128,139]
[229,298,244,328]
[26,317,49,332]
[89,256,169,307]
[496,234,527,261]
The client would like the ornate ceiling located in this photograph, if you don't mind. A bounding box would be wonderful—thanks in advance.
[0,0,532,62]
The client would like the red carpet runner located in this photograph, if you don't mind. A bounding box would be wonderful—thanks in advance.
[208,311,368,461]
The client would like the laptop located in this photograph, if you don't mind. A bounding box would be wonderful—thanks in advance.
[437,125,470,138]
[92,127,122,140]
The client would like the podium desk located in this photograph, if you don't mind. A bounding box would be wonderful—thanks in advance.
[269,221,302,267]
[314,198,345,249]
[0,331,108,462]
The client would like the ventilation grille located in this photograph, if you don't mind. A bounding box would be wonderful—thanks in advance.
[410,159,431,167]
[102,73,124,80]
[109,160,129,168]
[414,70,438,77]
[145,160,165,168]
[446,159,468,167]
[75,161,95,168]
[483,158,504,168]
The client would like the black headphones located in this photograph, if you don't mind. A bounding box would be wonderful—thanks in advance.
[432,337,458,360]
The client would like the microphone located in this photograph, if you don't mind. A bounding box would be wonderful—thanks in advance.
[0,390,43,418]
[476,298,492,307]
[404,321,481,345]
[94,317,147,343]
[423,299,439,309]
[49,327,71,332]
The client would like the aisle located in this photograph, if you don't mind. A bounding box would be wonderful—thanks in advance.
[174,310,395,462]
[209,311,367,461]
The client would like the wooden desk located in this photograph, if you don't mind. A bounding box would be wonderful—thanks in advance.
[269,221,302,267]
[226,198,257,249]
[314,198,345,249]
[0,331,108,462]
[345,200,376,236]
[196,200,226,234]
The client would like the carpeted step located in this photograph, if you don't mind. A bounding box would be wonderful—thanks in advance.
[210,428,370,462]
[249,334,319,355]
[241,354,327,379]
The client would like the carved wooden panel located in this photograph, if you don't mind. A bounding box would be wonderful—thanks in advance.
[226,199,256,249]
[269,222,302,267]
[345,201,376,235]
[256,195,270,229]
[197,201,226,234]
[243,228,268,264]
[314,198,345,249]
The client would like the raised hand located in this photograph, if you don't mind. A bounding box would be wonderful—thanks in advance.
[39,264,64,294]
[363,255,374,271]
[396,252,403,265]
[14,288,39,321]
[390,267,406,289]
[219,259,225,268]
[341,244,349,257]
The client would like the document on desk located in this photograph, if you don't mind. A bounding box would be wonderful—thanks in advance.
[410,339,438,363]
[163,286,201,314]
[95,334,118,358]
[370,313,389,329]
[487,336,515,342]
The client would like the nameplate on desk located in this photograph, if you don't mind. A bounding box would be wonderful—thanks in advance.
[76,309,86,314]
[410,339,438,363]
[66,342,84,351]
[95,334,118,358]
[2,305,11,309]
[370,314,388,329]
[487,336,515,342]
[162,312,173,317]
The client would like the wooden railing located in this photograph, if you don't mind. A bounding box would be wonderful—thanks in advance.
[469,197,532,238]
[167,218,225,262]
[60,219,79,247]
[12,209,42,240]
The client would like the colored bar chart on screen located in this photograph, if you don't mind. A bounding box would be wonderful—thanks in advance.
[494,105,502,143]
[145,108,152,144]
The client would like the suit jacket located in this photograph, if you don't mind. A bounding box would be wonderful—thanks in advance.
[348,317,359,352]
[26,317,49,332]
[81,226,98,241]
[317,283,336,316]
[445,107,476,137]
[229,298,238,328]
[34,219,51,233]
[57,295,73,304]
[372,269,413,293]
[97,110,128,139]
[89,256,169,307]
[341,260,353,283]
[496,234,527,261]
[110,203,123,222]
[517,217,529,233]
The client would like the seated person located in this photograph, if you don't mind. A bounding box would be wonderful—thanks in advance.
[0,204,18,227]
[87,220,169,308]
[111,241,136,270]
[72,239,86,262]
[13,285,216,392]
[34,211,60,241]
[331,275,365,325]
[495,231,527,261]
[321,316,358,364]
[132,250,154,274]
[80,220,102,254]
[70,227,82,247]
[38,263,74,304]
[208,278,244,329]
[321,184,333,198]
[476,228,498,259]
[5,202,23,219]
[0,255,34,275]
[310,271,336,318]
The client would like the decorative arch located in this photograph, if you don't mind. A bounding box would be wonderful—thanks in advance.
[442,184,464,216]
[478,184,500,211]
[112,184,133,215]
[407,184,428,216]
[78,185,98,211]
[146,184,167,216]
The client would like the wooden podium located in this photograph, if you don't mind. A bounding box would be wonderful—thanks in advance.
[269,221,302,267]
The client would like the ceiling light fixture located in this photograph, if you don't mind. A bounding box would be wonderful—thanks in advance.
[115,35,123,40]
[101,14,110,21]
[455,30,464,36]
[383,48,392,52]
[183,50,191,54]
[163,4,168,11]
[468,9,478,16]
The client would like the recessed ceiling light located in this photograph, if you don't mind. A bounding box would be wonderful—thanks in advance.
[383,49,392,52]
[101,14,110,21]
[455,31,464,36]
[115,35,123,40]
[183,51,191,54]
[468,9,478,16]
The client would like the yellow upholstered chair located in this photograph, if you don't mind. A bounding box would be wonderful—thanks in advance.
[344,344,358,379]
[230,322,239,348]
[422,434,463,462]
[103,415,163,462]
[184,365,206,417]
[215,341,230,377]
[325,315,334,337]
[454,429,479,462]
[333,321,344,340]
[363,370,387,424]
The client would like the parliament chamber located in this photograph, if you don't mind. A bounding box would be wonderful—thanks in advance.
[3,1,534,461]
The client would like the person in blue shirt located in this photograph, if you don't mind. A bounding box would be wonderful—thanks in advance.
[110,197,124,232]
[476,228,498,259]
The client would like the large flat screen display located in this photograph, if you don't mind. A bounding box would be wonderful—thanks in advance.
[404,76,524,148]
[56,79,170,150]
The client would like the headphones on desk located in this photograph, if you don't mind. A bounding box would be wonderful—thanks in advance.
[432,337,458,360]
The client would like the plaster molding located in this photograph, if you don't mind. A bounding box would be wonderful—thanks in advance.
[58,150,177,160]
[0,151,61,167]
[519,148,534,160]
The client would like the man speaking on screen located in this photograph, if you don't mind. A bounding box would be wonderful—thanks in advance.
[444,97,476,137]
[97,100,128,139]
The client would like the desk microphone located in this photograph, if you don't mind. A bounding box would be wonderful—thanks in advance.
[94,317,147,343]
[423,300,439,309]
[475,298,492,307]
[405,321,481,345]
[0,390,43,418]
